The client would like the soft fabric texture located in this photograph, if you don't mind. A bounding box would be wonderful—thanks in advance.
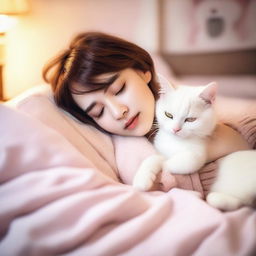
[215,96,256,149]
[113,134,214,197]
[1,85,256,255]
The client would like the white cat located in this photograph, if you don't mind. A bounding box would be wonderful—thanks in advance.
[133,78,256,211]
[154,81,217,175]
[133,80,217,191]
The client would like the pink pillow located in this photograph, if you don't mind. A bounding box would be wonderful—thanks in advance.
[0,105,97,182]
[5,86,118,181]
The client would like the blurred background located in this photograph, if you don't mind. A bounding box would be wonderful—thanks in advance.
[0,0,255,100]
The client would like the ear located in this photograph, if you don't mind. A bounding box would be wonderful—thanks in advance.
[137,70,152,83]
[199,82,218,104]
[144,71,152,83]
[157,73,175,96]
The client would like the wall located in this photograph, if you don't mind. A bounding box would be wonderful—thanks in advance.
[4,0,158,99]
[162,0,256,54]
[160,0,256,75]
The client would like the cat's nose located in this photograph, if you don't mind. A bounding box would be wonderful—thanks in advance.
[173,127,181,133]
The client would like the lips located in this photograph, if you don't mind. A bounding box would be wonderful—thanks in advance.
[124,113,140,130]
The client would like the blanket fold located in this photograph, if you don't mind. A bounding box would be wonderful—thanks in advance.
[1,104,256,256]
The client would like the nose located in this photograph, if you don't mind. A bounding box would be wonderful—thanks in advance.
[106,98,128,120]
[173,126,181,133]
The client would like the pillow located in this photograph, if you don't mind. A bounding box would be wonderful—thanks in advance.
[5,85,119,181]
[0,104,93,183]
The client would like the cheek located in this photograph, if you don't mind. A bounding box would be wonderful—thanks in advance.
[158,117,174,132]
[133,88,154,114]
[163,122,172,132]
[136,82,154,102]
[182,122,198,135]
[132,88,151,105]
[119,88,140,109]
[95,116,114,132]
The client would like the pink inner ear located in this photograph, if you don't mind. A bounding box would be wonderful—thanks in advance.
[199,82,217,104]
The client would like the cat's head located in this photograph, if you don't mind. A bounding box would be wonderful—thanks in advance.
[156,80,218,138]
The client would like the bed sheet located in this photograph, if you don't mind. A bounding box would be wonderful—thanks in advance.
[0,86,256,255]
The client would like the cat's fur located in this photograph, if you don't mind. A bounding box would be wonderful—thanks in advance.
[207,150,256,211]
[133,79,256,211]
[154,82,217,174]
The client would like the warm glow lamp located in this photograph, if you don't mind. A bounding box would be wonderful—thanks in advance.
[0,0,29,101]
[0,0,29,14]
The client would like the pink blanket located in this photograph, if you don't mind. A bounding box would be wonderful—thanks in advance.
[1,88,256,255]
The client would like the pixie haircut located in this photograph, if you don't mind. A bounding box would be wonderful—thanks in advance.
[43,32,159,131]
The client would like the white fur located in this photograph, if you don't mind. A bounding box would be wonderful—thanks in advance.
[133,80,256,211]
[154,83,217,174]
[133,154,165,191]
[207,150,256,211]
[154,128,207,174]
[133,82,217,190]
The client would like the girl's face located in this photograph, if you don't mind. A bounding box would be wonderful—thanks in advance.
[72,68,155,136]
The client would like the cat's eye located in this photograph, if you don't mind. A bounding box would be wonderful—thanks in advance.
[185,117,197,122]
[165,111,173,119]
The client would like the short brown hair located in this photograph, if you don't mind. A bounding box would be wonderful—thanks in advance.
[43,31,158,130]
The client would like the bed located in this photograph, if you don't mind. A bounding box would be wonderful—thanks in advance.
[0,0,256,254]
[0,63,256,256]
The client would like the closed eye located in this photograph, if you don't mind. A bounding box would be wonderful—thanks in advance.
[95,108,104,118]
[165,111,173,119]
[185,117,197,122]
[115,83,126,95]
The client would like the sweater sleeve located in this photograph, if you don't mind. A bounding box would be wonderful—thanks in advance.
[112,135,178,191]
[112,135,157,185]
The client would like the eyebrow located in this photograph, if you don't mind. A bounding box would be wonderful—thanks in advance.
[84,73,120,113]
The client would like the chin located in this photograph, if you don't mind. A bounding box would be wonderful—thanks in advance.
[120,127,149,137]
[138,120,153,136]
[135,127,149,137]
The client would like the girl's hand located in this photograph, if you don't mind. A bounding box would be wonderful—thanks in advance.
[206,123,250,162]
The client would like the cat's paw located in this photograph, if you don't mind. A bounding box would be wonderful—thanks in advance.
[133,172,156,191]
[133,154,165,191]
[206,192,243,211]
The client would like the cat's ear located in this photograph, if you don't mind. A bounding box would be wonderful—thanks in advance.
[157,73,175,96]
[199,82,217,104]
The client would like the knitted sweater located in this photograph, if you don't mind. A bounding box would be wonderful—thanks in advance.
[113,135,218,198]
